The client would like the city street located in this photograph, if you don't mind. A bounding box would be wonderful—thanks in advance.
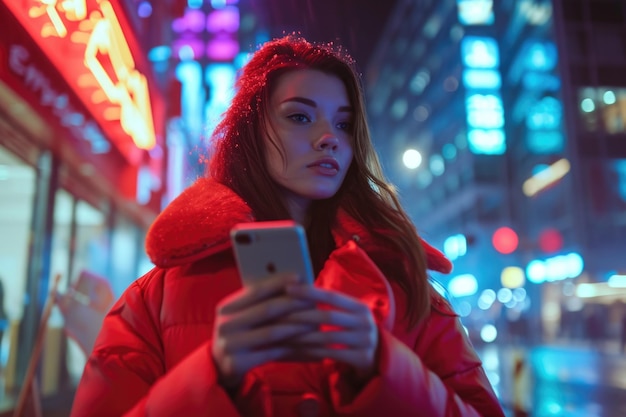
[480,343,626,417]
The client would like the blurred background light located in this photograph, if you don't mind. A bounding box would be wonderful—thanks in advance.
[468,129,506,154]
[462,36,499,68]
[148,45,171,62]
[413,105,430,121]
[480,324,498,343]
[527,252,585,284]
[444,234,467,261]
[466,94,505,129]
[501,266,525,288]
[417,169,433,188]
[402,149,423,169]
[457,0,494,26]
[522,72,561,91]
[603,90,617,105]
[391,98,408,119]
[172,9,206,33]
[429,154,445,176]
[207,7,240,32]
[526,96,562,130]
[526,131,564,154]
[524,41,558,71]
[581,98,595,113]
[442,143,457,160]
[527,259,546,284]
[410,70,431,94]
[448,274,478,298]
[513,287,527,302]
[538,228,563,253]
[497,287,513,304]
[492,227,519,254]
[137,1,152,18]
[523,158,570,197]
[608,275,626,288]
[462,69,501,89]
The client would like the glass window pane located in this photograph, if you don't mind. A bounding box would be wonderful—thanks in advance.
[0,147,36,407]
[42,189,75,396]
[110,215,140,297]
[73,201,108,279]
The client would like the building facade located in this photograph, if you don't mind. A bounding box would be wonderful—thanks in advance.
[0,0,170,411]
[365,0,626,347]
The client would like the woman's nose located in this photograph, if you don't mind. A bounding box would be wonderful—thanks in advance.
[314,134,339,152]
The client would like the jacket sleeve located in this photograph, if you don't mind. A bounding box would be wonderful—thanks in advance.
[317,240,504,415]
[328,312,505,416]
[69,269,243,417]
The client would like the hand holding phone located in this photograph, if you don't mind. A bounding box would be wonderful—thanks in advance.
[224,221,377,383]
[213,222,317,387]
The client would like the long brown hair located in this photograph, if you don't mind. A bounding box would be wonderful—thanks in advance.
[209,35,430,326]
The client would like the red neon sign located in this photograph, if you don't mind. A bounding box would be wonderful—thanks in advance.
[3,0,164,164]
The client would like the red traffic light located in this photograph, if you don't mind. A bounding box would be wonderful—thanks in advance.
[539,228,563,254]
[492,227,518,254]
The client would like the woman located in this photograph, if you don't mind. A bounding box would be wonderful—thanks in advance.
[70,35,504,417]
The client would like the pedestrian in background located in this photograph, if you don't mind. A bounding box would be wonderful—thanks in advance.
[69,35,504,417]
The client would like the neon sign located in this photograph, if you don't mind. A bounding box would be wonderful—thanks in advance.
[28,0,87,38]
[7,0,159,154]
[461,36,506,154]
[82,1,155,149]
[8,43,111,154]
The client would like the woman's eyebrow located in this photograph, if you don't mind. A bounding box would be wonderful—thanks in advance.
[280,97,353,113]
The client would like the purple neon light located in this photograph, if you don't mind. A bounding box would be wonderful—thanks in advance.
[207,7,239,32]
[206,37,239,60]
[172,9,206,33]
[173,38,204,59]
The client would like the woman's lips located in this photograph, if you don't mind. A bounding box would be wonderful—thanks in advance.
[308,158,340,175]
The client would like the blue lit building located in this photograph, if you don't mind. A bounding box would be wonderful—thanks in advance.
[365,0,512,305]
[366,0,626,343]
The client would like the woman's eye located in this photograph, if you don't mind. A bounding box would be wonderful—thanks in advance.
[288,113,310,123]
[337,121,353,131]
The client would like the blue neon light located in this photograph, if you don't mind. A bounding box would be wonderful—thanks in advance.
[463,69,502,89]
[466,94,504,129]
[468,129,506,154]
[462,36,499,69]
[524,41,558,71]
[457,0,494,26]
[526,132,564,154]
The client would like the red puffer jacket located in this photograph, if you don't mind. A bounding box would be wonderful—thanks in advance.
[70,179,505,417]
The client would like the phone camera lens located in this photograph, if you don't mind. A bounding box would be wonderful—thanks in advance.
[235,233,252,245]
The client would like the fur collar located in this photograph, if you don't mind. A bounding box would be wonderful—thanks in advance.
[146,178,253,267]
[146,178,451,274]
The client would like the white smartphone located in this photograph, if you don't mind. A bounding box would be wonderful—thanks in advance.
[230,220,315,286]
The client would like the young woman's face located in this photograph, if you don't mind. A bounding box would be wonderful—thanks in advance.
[265,69,354,212]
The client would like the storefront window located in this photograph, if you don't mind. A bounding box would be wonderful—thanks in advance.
[42,190,75,396]
[0,147,35,409]
[72,201,109,280]
[110,215,140,297]
[39,191,155,397]
[48,189,119,395]
[50,191,74,289]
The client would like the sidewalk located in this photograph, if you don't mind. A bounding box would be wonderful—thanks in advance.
[479,341,626,417]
